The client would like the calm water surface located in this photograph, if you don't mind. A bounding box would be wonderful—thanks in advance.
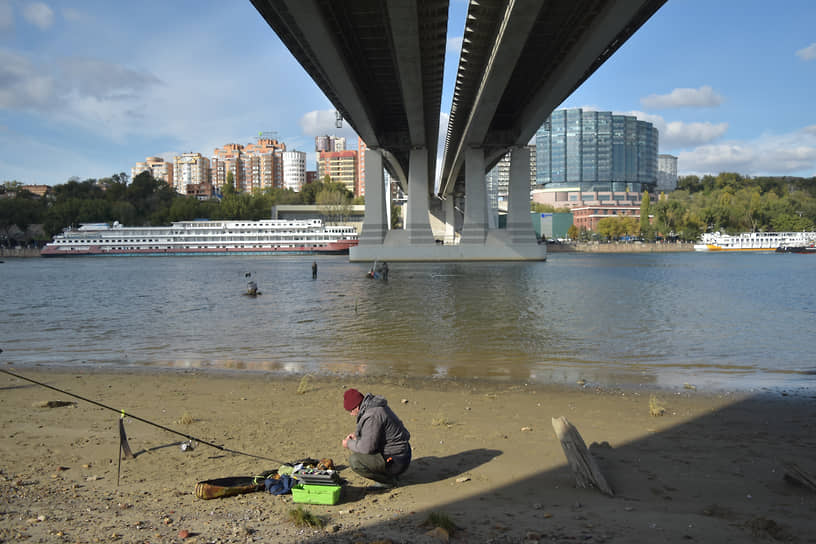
[2,252,815,393]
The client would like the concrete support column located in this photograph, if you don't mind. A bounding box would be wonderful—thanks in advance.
[406,147,435,244]
[460,147,488,244]
[507,145,536,243]
[358,148,387,245]
[443,197,455,244]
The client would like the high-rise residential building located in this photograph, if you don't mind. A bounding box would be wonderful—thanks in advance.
[211,138,287,193]
[173,153,210,194]
[533,108,658,209]
[317,150,358,196]
[132,156,174,187]
[244,138,286,191]
[211,143,244,191]
[356,137,367,197]
[528,143,536,187]
[315,135,332,153]
[657,154,678,193]
[282,150,306,191]
[315,135,346,153]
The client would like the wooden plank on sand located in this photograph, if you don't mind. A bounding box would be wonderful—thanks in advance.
[551,416,614,496]
[784,463,816,492]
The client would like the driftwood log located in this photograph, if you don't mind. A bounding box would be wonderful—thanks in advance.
[784,463,816,492]
[551,416,614,496]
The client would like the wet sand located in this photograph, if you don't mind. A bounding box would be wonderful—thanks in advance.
[1,368,815,543]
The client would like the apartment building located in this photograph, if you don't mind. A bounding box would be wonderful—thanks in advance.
[317,150,357,196]
[173,153,210,194]
[132,156,174,187]
[282,150,306,191]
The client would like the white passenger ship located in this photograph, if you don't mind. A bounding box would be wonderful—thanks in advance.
[693,231,816,252]
[41,219,359,257]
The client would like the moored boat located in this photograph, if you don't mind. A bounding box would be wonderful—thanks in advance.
[693,231,816,252]
[775,244,816,254]
[41,219,358,257]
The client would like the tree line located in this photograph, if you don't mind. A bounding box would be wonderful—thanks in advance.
[559,173,815,242]
[0,173,360,246]
[3,171,815,246]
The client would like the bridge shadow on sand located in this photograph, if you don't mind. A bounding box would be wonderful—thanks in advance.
[304,394,816,543]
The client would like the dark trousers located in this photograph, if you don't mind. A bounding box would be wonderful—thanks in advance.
[348,450,410,485]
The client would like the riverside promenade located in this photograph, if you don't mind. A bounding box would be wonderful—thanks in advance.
[0,248,41,258]
[547,241,695,253]
[1,243,695,258]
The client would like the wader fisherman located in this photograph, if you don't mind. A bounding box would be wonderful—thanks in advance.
[341,388,411,488]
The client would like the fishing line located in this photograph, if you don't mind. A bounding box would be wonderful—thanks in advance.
[0,368,285,465]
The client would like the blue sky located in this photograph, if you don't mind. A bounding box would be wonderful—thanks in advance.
[1,0,814,187]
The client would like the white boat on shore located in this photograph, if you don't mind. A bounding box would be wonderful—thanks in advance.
[41,219,358,257]
[693,231,816,252]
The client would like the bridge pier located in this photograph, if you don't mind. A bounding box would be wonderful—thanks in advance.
[356,148,387,245]
[350,146,546,262]
[507,145,538,244]
[406,147,435,245]
[460,147,488,244]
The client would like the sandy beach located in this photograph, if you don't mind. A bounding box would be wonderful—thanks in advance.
[1,367,815,543]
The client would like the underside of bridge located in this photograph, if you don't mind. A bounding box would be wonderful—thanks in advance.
[250,0,666,261]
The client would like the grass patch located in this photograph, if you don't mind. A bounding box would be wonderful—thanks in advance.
[178,411,194,425]
[422,511,458,535]
[296,375,312,395]
[431,414,452,427]
[288,506,324,528]
[649,395,665,417]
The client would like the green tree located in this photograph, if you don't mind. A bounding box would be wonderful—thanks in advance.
[566,224,578,240]
[316,189,351,224]
[639,190,651,236]
[0,192,46,245]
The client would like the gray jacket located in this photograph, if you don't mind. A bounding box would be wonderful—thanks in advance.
[347,393,411,459]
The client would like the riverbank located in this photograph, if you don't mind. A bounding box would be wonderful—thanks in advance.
[0,242,697,258]
[2,368,813,543]
[0,248,40,258]
[547,241,694,253]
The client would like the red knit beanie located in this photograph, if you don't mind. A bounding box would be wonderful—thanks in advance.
[343,388,364,411]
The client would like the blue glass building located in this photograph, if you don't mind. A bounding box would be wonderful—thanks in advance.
[535,108,658,193]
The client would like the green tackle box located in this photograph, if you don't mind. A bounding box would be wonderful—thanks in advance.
[291,483,342,505]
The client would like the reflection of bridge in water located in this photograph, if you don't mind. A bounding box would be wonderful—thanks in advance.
[250,0,666,261]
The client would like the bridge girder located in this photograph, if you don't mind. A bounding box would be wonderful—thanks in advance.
[439,0,667,199]
[250,0,448,193]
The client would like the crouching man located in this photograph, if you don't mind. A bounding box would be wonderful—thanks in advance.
[341,388,411,488]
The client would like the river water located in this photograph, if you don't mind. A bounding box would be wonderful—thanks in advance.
[2,252,814,394]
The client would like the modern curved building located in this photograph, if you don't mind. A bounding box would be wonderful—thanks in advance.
[535,108,658,194]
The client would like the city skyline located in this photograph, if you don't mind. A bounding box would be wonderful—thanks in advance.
[1,0,815,187]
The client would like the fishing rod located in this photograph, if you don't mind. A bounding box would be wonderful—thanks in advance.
[0,368,285,465]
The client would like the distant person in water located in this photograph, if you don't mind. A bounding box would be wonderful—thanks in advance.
[312,260,317,279]
[341,388,411,487]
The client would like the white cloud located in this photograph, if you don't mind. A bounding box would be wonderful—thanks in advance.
[299,109,358,141]
[22,2,53,30]
[61,7,84,22]
[796,43,816,61]
[640,85,723,109]
[0,1,13,30]
[447,36,463,55]
[0,49,55,110]
[59,57,162,101]
[0,48,166,145]
[678,127,816,176]
[663,120,729,149]
[622,110,728,149]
